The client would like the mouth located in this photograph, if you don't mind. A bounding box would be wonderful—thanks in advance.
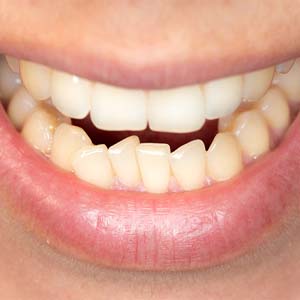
[0,50,300,271]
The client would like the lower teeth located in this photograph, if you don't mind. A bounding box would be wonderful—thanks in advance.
[0,55,298,193]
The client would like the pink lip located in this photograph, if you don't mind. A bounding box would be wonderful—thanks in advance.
[0,104,299,271]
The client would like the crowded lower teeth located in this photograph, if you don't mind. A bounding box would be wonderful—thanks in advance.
[0,55,298,193]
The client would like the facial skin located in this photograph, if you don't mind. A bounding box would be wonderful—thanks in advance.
[0,1,300,299]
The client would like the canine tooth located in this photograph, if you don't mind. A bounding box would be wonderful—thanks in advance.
[242,67,274,101]
[255,87,290,134]
[5,56,20,73]
[136,143,171,193]
[273,58,300,103]
[170,140,206,191]
[91,83,147,131]
[204,75,243,119]
[218,113,237,132]
[148,85,205,133]
[20,60,51,100]
[232,110,270,159]
[276,59,295,74]
[51,71,91,119]
[22,104,68,154]
[51,124,92,171]
[109,136,141,188]
[7,87,37,130]
[207,133,243,182]
[72,145,114,189]
[0,57,21,102]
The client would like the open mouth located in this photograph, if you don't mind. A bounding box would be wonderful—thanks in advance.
[0,53,300,271]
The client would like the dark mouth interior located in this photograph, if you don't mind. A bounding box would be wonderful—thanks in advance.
[73,117,218,151]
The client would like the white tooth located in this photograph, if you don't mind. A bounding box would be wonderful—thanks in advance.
[170,140,206,191]
[20,60,51,100]
[255,87,290,134]
[51,71,91,119]
[232,110,270,159]
[72,145,114,189]
[148,85,205,133]
[22,104,69,154]
[207,133,243,182]
[108,136,141,188]
[5,56,20,73]
[7,87,37,130]
[242,67,274,101]
[91,83,147,131]
[273,58,300,103]
[276,59,295,74]
[0,57,21,102]
[204,75,243,120]
[50,124,92,171]
[136,143,170,193]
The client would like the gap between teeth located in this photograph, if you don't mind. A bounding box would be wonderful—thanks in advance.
[0,55,299,193]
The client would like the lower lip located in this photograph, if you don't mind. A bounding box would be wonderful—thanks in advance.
[0,104,299,271]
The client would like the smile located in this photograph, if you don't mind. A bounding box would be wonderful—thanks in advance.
[0,52,299,270]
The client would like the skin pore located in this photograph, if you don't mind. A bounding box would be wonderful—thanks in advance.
[0,1,300,299]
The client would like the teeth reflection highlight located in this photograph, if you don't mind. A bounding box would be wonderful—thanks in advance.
[8,87,37,130]
[91,83,147,131]
[242,67,274,101]
[148,85,205,133]
[232,110,270,159]
[204,75,243,120]
[52,71,91,119]
[51,124,92,171]
[136,143,171,193]
[72,145,114,189]
[109,136,141,188]
[170,140,206,190]
[20,60,51,100]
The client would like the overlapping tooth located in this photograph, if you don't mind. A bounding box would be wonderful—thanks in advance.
[204,75,243,120]
[7,87,37,130]
[148,85,205,133]
[51,71,91,119]
[242,67,274,101]
[109,136,141,188]
[276,59,295,74]
[136,143,171,193]
[20,60,51,100]
[50,124,92,171]
[22,104,69,154]
[170,140,206,191]
[91,83,147,131]
[255,87,290,134]
[232,110,270,159]
[72,145,114,189]
[207,133,243,182]
[5,56,20,73]
[273,58,300,103]
[0,57,21,102]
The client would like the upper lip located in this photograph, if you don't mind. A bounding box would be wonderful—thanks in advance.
[1,1,300,89]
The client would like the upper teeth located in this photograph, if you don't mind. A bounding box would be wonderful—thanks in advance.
[12,57,287,134]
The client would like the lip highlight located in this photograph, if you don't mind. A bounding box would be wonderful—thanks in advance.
[0,101,299,271]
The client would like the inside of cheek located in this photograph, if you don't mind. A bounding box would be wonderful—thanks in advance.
[73,117,218,151]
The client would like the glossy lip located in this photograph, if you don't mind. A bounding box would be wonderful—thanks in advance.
[0,102,299,271]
